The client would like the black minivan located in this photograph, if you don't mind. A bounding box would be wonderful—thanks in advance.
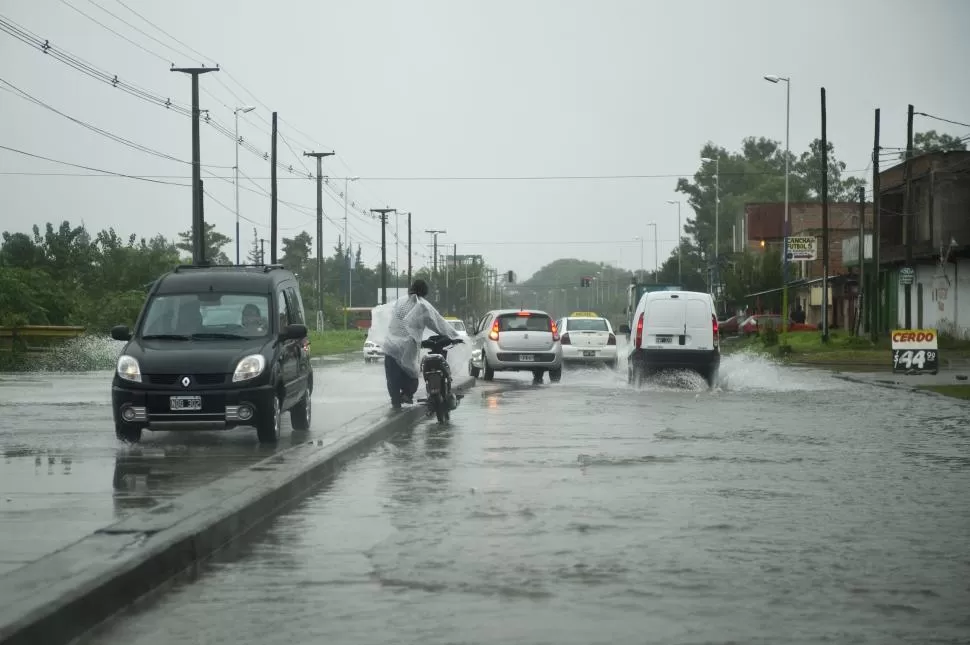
[110,264,313,443]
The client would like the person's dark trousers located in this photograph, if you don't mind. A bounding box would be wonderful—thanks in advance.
[384,355,419,407]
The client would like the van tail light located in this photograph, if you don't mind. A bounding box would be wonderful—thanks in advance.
[560,332,571,345]
[550,319,560,342]
[634,313,645,347]
[488,320,500,341]
[712,314,719,345]
[607,333,616,346]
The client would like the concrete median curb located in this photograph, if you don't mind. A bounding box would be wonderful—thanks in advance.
[0,376,478,645]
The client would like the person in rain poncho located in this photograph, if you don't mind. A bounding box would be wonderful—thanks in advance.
[381,279,459,408]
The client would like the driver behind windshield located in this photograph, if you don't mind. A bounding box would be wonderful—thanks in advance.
[382,279,459,409]
[241,303,266,335]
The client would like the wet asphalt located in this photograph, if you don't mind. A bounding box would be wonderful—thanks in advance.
[78,353,970,645]
[0,353,393,576]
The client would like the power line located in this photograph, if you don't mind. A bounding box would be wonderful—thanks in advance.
[914,112,970,130]
[0,144,190,186]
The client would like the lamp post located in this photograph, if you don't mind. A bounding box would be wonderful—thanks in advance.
[233,106,255,264]
[340,176,359,329]
[647,222,658,283]
[666,200,682,284]
[700,156,720,302]
[634,236,644,280]
[764,73,791,340]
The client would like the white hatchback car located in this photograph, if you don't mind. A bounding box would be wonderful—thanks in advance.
[468,309,563,383]
[555,312,618,368]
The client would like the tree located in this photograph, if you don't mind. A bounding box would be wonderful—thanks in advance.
[280,231,312,276]
[794,138,865,202]
[175,223,231,265]
[246,227,262,264]
[898,130,968,159]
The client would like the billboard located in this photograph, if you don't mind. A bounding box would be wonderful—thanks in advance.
[786,236,818,261]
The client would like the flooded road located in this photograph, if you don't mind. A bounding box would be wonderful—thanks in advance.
[84,354,970,645]
[0,354,391,575]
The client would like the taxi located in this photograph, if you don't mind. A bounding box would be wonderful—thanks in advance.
[443,316,468,338]
[555,312,618,368]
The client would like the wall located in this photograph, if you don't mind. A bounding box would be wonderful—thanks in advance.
[894,259,970,338]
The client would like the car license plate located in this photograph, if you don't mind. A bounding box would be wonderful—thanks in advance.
[582,350,596,357]
[519,354,535,362]
[170,395,202,411]
[656,336,673,344]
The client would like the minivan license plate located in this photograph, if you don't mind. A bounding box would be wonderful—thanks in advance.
[519,354,535,362]
[656,336,673,344]
[170,396,202,411]
[582,350,596,357]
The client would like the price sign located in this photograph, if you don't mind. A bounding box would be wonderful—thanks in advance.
[890,329,940,375]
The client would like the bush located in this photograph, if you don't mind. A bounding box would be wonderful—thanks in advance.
[761,320,779,347]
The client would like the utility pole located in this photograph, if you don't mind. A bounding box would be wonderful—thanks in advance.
[233,106,255,264]
[820,87,830,342]
[171,65,218,265]
[341,176,358,330]
[871,108,882,342]
[270,112,278,264]
[858,185,866,336]
[372,208,396,304]
[903,103,914,329]
[407,212,412,284]
[426,228,446,275]
[304,152,335,331]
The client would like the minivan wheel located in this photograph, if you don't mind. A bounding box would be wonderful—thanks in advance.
[290,391,311,431]
[257,395,282,443]
[115,423,141,443]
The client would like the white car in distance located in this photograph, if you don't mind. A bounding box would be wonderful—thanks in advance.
[556,312,619,369]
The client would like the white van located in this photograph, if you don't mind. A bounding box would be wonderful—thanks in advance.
[620,290,719,386]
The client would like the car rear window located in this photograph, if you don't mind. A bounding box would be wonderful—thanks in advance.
[567,318,608,332]
[497,313,552,332]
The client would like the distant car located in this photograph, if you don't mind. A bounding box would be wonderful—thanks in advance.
[468,309,563,383]
[620,290,719,386]
[741,315,782,336]
[443,316,468,338]
[555,312,618,369]
[717,314,746,336]
[110,264,313,444]
[363,339,384,363]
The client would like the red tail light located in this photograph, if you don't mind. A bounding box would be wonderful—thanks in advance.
[560,332,571,345]
[634,312,645,347]
[607,333,616,346]
[712,314,719,346]
[550,319,560,342]
[488,320,500,341]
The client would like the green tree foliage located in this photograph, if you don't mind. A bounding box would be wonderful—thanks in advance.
[898,130,968,159]
[175,223,231,265]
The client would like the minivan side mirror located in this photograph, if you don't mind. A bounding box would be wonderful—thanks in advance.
[618,324,631,335]
[111,325,132,341]
[283,323,308,340]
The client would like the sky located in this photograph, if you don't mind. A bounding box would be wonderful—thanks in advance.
[1,0,968,282]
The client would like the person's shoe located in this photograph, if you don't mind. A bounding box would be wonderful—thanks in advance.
[401,393,414,405]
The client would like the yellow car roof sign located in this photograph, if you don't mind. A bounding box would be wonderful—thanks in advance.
[569,311,599,318]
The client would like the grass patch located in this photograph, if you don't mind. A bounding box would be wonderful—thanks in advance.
[916,384,970,400]
[722,330,970,366]
[307,329,367,357]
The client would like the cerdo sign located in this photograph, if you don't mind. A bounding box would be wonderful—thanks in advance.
[890,328,939,374]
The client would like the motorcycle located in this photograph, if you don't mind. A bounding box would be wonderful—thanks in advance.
[417,334,464,423]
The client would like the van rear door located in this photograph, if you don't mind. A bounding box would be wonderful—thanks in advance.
[643,296,685,349]
[684,295,714,350]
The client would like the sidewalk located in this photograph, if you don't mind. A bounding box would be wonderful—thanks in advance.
[834,368,970,390]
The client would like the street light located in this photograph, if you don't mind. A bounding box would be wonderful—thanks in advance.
[342,176,359,329]
[647,222,658,283]
[666,200,682,285]
[700,156,720,301]
[764,73,791,340]
[634,236,644,280]
[233,106,255,264]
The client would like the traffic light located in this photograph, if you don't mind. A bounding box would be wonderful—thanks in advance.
[506,270,515,284]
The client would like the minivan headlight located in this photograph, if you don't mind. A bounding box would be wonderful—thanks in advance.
[117,355,142,383]
[233,354,266,382]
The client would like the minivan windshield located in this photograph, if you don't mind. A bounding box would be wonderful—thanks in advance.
[139,293,272,339]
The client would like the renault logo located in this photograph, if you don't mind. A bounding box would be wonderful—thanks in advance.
[181,376,191,388]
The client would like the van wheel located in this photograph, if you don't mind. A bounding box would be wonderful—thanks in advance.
[290,391,311,431]
[548,368,562,383]
[115,423,141,443]
[469,362,481,378]
[482,356,494,381]
[257,395,282,443]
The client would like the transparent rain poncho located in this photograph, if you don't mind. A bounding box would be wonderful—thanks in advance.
[368,295,458,378]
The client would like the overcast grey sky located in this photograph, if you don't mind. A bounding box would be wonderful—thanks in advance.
[1,0,967,280]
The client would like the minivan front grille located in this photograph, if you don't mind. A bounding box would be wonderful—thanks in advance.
[145,374,226,386]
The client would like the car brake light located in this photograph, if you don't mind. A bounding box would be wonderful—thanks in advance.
[550,319,560,342]
[635,312,644,347]
[488,319,500,341]
[712,314,719,345]
[607,333,616,346]
[560,332,571,345]
[517,311,530,317]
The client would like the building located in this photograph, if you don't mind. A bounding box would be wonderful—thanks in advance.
[844,150,970,338]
